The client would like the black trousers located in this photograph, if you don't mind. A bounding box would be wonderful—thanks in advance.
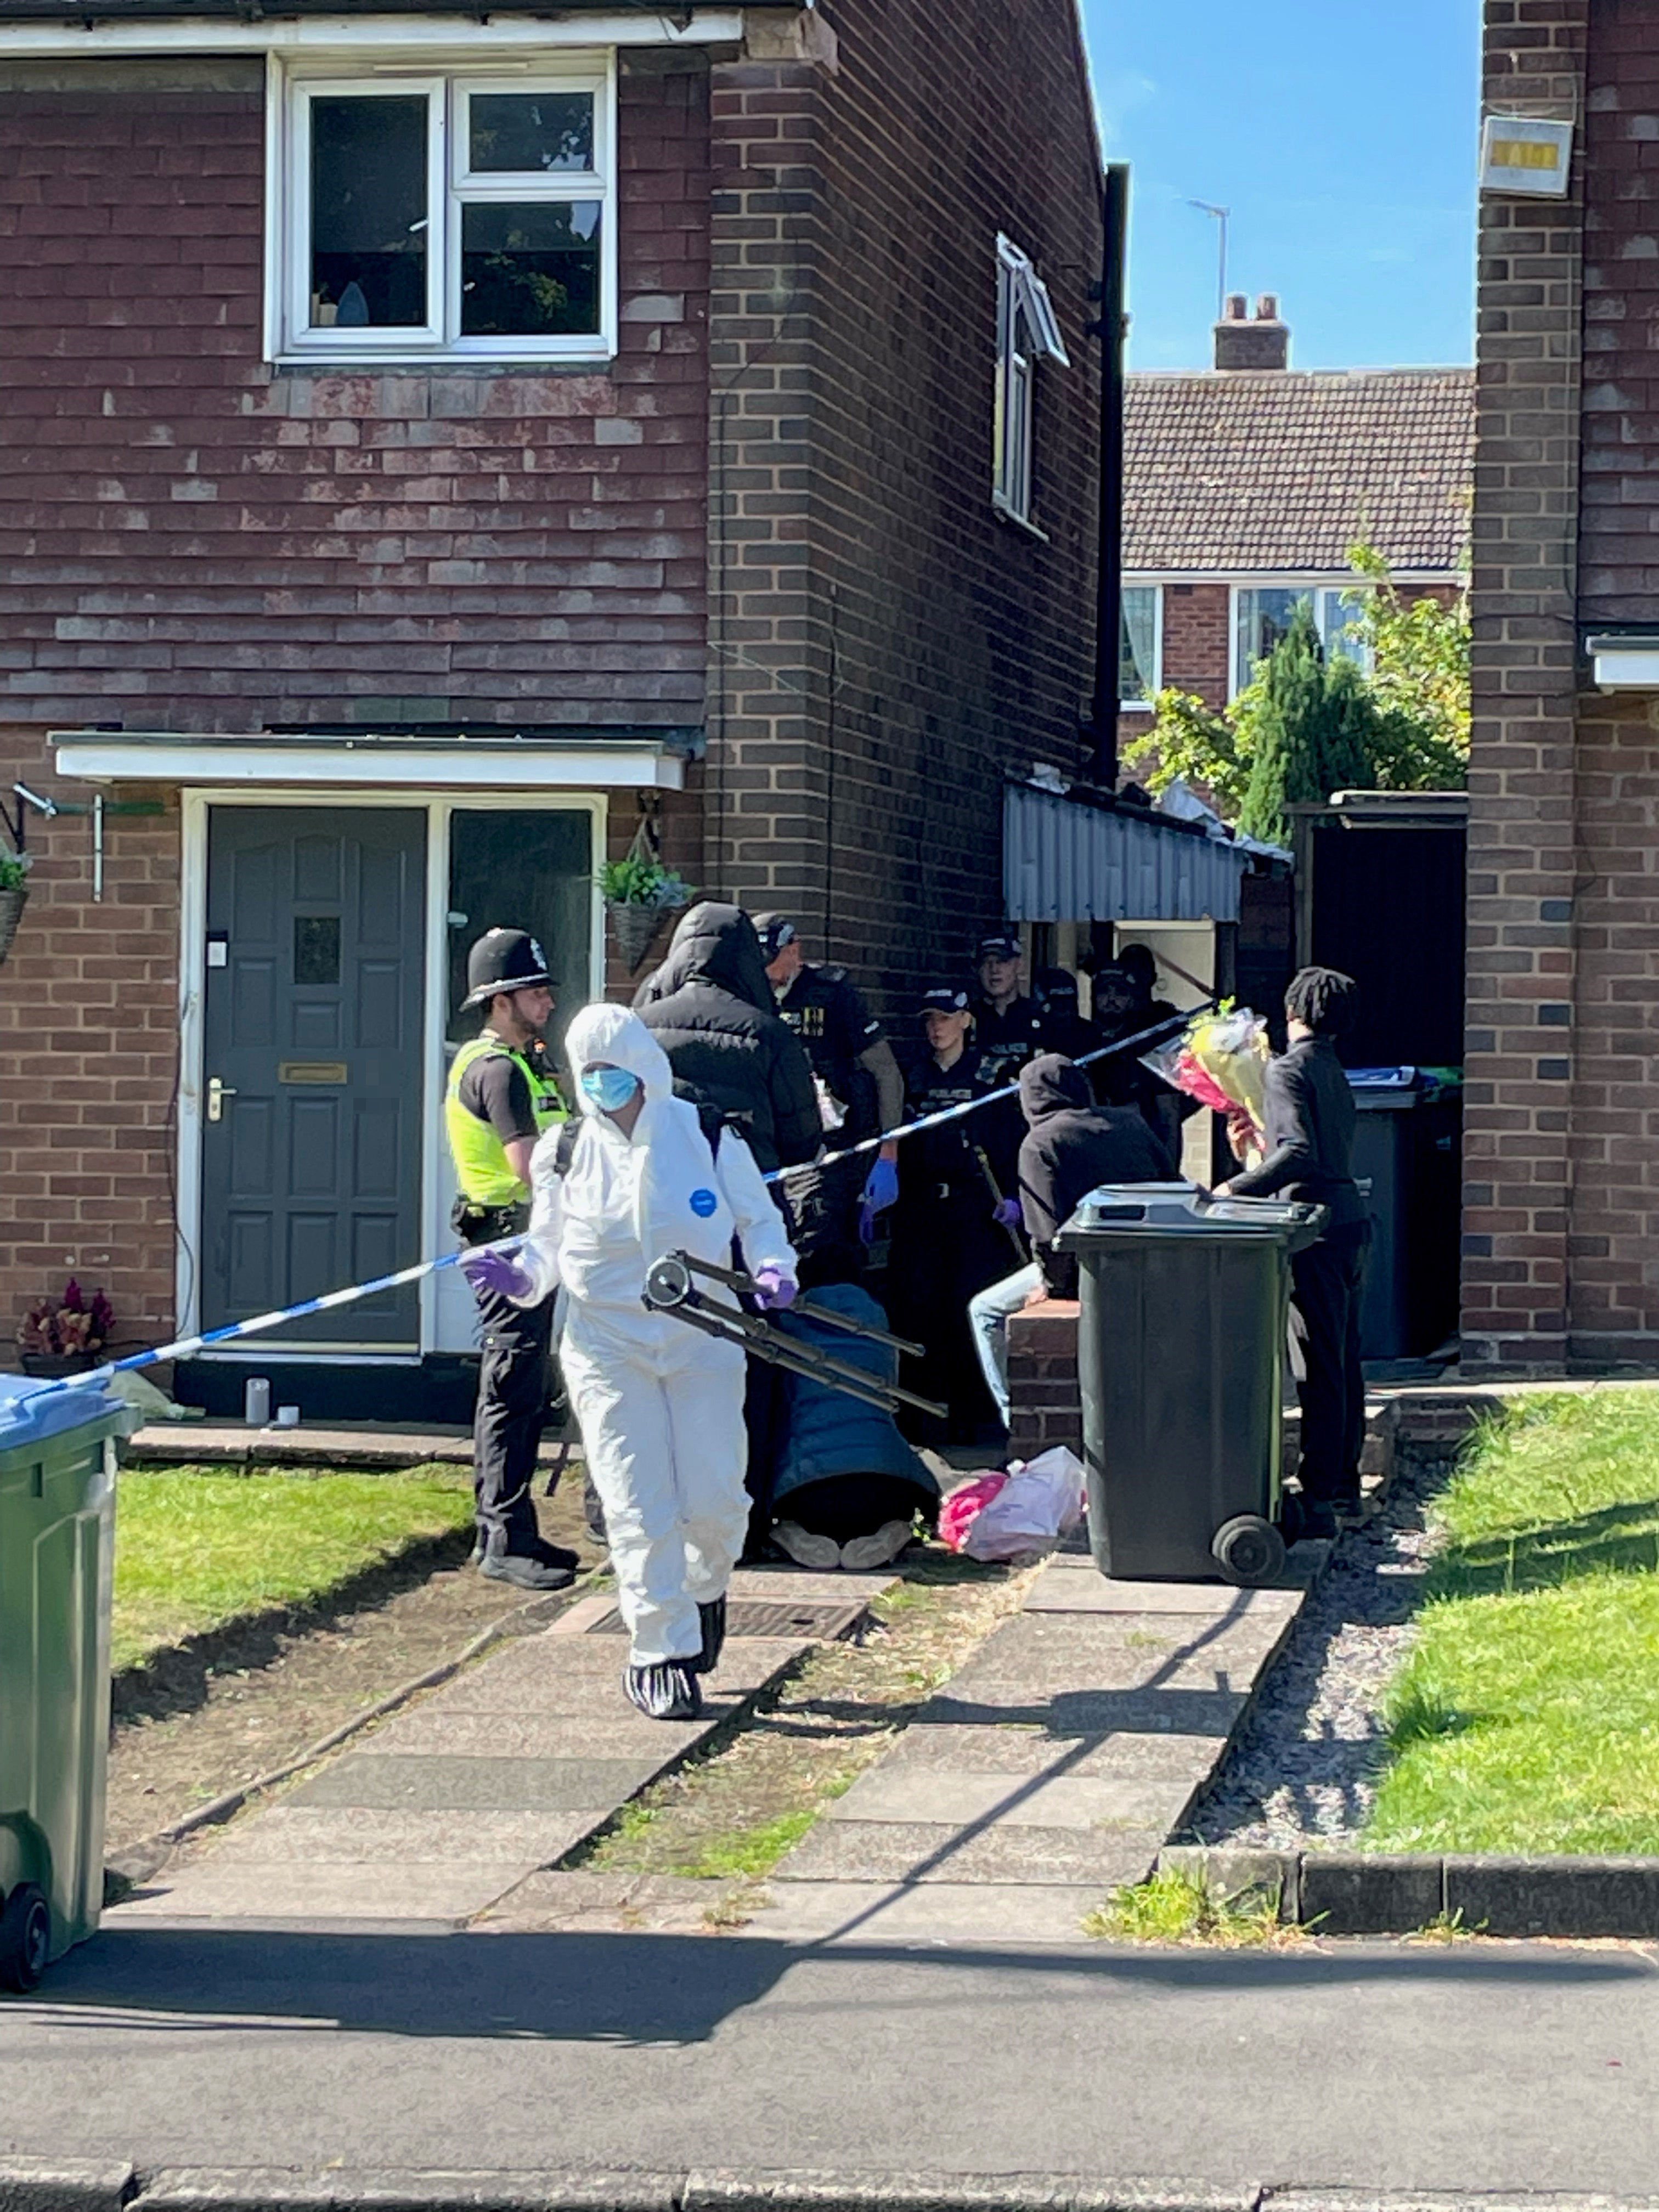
[1289,1220,1370,1504]
[468,1272,556,1556]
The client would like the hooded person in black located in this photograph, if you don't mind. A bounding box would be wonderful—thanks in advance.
[967,1053,1175,1429]
[634,902,822,1176]
[1224,965,1368,1535]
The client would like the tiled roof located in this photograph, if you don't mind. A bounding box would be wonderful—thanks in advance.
[1124,367,1475,575]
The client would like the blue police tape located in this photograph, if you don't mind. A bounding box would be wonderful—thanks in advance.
[21,1001,1207,1407]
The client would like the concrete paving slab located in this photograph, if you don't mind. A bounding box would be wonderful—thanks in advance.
[106,1861,528,1924]
[477,1870,746,1934]
[437,1634,806,1706]
[916,1683,1248,1736]
[354,1708,722,1759]
[776,1816,1163,1887]
[1025,1565,1302,1620]
[739,1878,1108,1946]
[877,1723,1224,1781]
[824,1768,1201,1834]
[180,1807,595,1867]
[966,1607,1295,1673]
[288,1754,661,1813]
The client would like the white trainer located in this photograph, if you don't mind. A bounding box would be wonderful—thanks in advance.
[772,1521,843,1571]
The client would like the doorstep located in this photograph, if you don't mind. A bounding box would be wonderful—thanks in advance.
[125,1421,579,1470]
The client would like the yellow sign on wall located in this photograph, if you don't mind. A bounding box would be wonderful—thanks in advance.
[1480,114,1573,198]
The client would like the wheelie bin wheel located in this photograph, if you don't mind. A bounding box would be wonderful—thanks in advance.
[1211,1514,1286,1589]
[0,1885,50,1994]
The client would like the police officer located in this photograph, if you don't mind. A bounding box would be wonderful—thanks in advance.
[445,928,577,1591]
[885,985,1022,1442]
[969,932,1046,1085]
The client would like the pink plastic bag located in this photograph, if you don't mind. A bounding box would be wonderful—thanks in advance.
[939,1472,1008,1554]
[939,1448,1086,1562]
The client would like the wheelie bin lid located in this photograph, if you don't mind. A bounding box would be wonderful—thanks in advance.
[0,1371,129,1451]
[1348,1066,1422,1110]
[1054,1182,1328,1249]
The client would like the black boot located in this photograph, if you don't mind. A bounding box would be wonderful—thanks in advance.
[693,1596,727,1675]
[625,1660,702,1722]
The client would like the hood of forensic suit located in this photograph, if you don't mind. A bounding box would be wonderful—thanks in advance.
[1019,1052,1094,1124]
[563,1000,674,1116]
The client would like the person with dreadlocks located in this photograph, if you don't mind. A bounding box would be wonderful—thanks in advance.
[1220,966,1368,1539]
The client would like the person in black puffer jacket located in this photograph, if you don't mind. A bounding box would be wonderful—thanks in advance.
[634,902,822,1175]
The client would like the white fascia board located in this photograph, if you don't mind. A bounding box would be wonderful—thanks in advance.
[0,9,744,55]
[53,737,685,789]
[1590,644,1659,690]
[1123,568,1461,587]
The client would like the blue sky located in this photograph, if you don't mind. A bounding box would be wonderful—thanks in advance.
[1079,0,1480,371]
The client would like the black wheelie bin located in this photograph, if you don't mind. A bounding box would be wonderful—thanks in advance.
[1054,1183,1327,1588]
[0,1373,129,1993]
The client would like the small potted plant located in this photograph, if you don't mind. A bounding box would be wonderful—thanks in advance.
[599,850,695,973]
[0,844,31,965]
[18,1279,115,1376]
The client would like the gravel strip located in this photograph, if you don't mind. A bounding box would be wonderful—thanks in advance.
[1186,1455,1449,1850]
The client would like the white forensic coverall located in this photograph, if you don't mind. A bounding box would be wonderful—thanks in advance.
[516,1002,797,1666]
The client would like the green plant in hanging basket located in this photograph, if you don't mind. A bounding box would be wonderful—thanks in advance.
[599,855,695,973]
[0,845,32,966]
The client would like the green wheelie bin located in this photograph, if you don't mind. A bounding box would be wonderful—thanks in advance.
[0,1372,129,1993]
[1055,1184,1327,1587]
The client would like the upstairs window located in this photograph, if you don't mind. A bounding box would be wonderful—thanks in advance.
[1232,585,1370,697]
[993,234,1070,530]
[270,63,616,364]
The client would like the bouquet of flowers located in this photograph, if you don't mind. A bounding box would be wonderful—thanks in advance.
[18,1277,115,1360]
[1142,1006,1271,1165]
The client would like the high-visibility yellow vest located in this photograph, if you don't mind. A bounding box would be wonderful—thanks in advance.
[444,1036,565,1207]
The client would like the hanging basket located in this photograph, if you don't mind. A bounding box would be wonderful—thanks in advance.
[607,895,684,974]
[0,887,27,965]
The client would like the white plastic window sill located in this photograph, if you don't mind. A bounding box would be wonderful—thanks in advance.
[991,496,1051,544]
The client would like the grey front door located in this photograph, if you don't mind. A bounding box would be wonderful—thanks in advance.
[201,808,427,1345]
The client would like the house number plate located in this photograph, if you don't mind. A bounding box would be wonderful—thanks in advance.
[279,1061,348,1085]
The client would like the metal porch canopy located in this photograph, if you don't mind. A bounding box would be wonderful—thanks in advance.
[1003,782,1250,924]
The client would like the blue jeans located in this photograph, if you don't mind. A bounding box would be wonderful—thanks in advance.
[967,1262,1044,1427]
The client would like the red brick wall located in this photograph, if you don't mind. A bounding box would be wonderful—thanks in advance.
[0,728,180,1357]
[0,53,711,732]
[702,1,1105,992]
[1006,1297,1082,1462]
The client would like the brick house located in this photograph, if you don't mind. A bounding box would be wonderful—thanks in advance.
[0,0,1122,1411]
[1465,0,1659,1372]
[1118,296,1474,763]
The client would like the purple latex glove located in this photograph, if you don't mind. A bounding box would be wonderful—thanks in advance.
[752,1265,798,1311]
[462,1245,534,1301]
[994,1197,1023,1231]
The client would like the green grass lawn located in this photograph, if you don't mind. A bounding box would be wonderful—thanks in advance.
[112,1465,474,1674]
[1365,1390,1659,1856]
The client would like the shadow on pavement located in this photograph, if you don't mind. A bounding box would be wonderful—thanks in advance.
[14,1922,1652,2050]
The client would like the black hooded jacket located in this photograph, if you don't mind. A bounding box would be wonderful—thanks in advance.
[1017,1054,1176,1296]
[634,902,822,1173]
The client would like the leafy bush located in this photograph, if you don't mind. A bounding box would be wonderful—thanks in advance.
[599,856,695,908]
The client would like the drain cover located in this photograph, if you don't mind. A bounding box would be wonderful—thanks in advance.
[585,1598,869,1643]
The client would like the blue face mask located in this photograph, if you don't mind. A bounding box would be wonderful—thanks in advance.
[581,1065,642,1114]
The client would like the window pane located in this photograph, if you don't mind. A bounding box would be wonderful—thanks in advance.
[310,95,428,330]
[1320,586,1368,668]
[1119,586,1159,703]
[1234,587,1304,691]
[469,91,594,173]
[446,809,594,1053]
[460,201,602,336]
[293,915,340,987]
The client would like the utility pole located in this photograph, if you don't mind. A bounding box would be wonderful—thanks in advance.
[1188,199,1230,321]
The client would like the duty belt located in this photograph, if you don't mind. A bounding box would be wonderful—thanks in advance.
[453,1197,531,1242]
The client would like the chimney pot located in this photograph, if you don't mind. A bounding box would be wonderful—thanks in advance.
[1214,293,1290,373]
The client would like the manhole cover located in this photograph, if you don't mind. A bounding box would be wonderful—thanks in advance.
[584,1598,869,1643]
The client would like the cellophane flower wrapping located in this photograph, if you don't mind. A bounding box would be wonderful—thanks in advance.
[1142,1008,1272,1163]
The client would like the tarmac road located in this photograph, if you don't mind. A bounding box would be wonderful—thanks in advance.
[3,1924,1659,2196]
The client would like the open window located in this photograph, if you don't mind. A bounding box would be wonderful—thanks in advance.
[992,234,1070,531]
[270,61,616,364]
[1119,584,1163,709]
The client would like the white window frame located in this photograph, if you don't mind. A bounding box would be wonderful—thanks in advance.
[1119,582,1164,711]
[1229,579,1373,699]
[993,233,1070,533]
[266,52,618,367]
